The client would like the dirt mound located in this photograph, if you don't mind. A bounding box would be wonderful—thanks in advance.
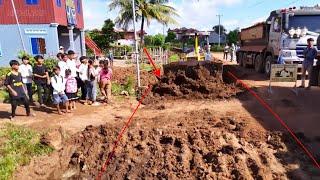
[142,61,241,104]
[15,109,318,179]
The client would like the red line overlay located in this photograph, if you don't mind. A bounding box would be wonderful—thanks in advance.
[96,85,153,180]
[227,71,320,169]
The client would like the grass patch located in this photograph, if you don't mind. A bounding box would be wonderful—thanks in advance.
[112,76,135,96]
[0,67,10,78]
[140,63,154,72]
[0,124,54,179]
[169,54,180,62]
[0,89,9,103]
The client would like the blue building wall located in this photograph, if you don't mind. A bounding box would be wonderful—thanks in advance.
[0,24,82,67]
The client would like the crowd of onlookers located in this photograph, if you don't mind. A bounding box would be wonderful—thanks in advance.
[4,50,113,120]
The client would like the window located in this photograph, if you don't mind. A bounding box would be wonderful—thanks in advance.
[31,38,46,55]
[26,0,38,5]
[56,0,61,7]
[77,0,81,13]
[273,17,281,32]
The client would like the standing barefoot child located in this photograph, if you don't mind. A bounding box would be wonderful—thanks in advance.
[65,69,78,110]
[51,66,69,114]
[99,61,113,104]
[5,60,31,120]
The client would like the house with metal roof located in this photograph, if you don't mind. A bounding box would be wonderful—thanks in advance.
[0,0,85,66]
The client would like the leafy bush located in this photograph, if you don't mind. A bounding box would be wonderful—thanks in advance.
[0,124,54,179]
[0,67,10,78]
[169,54,180,62]
[112,76,135,96]
[211,45,224,52]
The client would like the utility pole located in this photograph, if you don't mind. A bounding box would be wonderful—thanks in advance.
[132,0,141,87]
[216,14,223,47]
[10,0,26,51]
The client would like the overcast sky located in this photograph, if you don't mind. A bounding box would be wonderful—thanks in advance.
[83,0,319,34]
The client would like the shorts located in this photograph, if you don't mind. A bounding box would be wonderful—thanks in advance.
[53,94,68,105]
[66,93,78,100]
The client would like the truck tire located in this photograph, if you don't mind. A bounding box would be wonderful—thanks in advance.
[265,56,273,76]
[254,55,264,73]
[241,53,247,68]
[238,53,243,66]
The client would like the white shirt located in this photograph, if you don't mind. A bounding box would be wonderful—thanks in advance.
[58,60,68,78]
[51,74,66,95]
[66,59,77,78]
[18,64,33,84]
[78,63,88,81]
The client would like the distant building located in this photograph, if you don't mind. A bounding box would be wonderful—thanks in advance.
[168,27,198,41]
[114,29,147,46]
[168,27,227,45]
[0,0,85,66]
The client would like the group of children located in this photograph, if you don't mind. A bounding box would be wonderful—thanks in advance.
[4,50,113,119]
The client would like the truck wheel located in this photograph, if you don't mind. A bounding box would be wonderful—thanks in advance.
[238,53,243,66]
[265,56,273,76]
[241,53,247,68]
[254,55,264,73]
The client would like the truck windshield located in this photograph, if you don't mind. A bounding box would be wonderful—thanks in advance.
[289,15,320,33]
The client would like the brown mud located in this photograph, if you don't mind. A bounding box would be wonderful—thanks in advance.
[142,61,241,104]
[14,62,319,179]
[15,109,317,179]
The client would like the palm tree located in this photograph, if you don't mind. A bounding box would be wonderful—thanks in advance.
[109,0,178,46]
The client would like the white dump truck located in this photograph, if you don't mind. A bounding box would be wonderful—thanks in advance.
[237,5,320,75]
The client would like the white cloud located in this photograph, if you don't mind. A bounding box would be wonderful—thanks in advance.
[83,0,244,34]
[83,0,116,30]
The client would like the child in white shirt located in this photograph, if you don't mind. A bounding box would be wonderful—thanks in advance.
[51,66,70,115]
[18,56,33,102]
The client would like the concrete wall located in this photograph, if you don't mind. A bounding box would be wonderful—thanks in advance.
[0,24,59,66]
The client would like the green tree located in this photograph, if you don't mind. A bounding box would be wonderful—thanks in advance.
[144,35,154,46]
[153,34,165,46]
[165,31,176,42]
[109,0,178,47]
[227,28,239,44]
[87,19,116,50]
[213,25,227,35]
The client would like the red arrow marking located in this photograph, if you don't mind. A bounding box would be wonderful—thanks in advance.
[96,85,153,180]
[227,71,320,170]
[143,48,161,78]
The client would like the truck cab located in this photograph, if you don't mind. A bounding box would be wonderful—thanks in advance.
[238,5,320,75]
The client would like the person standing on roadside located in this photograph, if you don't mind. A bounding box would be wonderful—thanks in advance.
[58,53,68,78]
[108,49,114,67]
[300,38,317,90]
[66,50,78,78]
[223,44,229,60]
[19,56,33,103]
[78,56,89,101]
[5,60,31,120]
[33,55,50,106]
[86,59,99,106]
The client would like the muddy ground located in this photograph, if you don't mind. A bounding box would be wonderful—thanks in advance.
[13,61,320,179]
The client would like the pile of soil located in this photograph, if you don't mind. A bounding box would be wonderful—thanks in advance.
[142,61,241,104]
[15,109,318,179]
